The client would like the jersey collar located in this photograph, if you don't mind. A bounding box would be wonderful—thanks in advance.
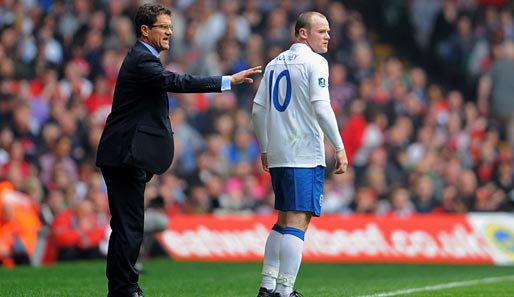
[290,42,312,52]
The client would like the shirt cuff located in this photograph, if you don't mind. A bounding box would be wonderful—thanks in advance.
[221,76,231,91]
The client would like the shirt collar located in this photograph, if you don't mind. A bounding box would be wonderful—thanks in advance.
[139,40,160,58]
[290,43,312,52]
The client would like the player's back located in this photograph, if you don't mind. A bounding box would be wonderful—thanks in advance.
[257,43,329,168]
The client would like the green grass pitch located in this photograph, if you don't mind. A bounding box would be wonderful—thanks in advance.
[1,258,513,296]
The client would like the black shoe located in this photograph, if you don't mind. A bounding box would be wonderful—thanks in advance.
[129,288,144,297]
[108,288,143,297]
[256,287,279,297]
[288,290,303,297]
[275,290,304,297]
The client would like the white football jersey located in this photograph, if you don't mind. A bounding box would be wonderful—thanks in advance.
[253,43,330,168]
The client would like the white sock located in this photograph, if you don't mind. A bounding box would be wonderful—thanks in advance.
[260,228,283,291]
[276,231,304,296]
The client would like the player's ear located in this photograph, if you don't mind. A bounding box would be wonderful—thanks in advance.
[299,27,308,39]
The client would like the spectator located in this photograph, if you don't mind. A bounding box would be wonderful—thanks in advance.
[436,13,476,93]
[195,0,250,52]
[0,181,41,267]
[104,16,137,52]
[350,186,378,214]
[225,127,260,166]
[49,198,107,261]
[326,1,348,62]
[203,173,223,212]
[329,63,357,114]
[434,185,468,213]
[428,0,458,76]
[36,14,64,70]
[342,16,370,68]
[412,175,438,213]
[385,146,409,186]
[1,140,32,182]
[39,189,65,227]
[241,0,265,32]
[11,100,38,158]
[322,167,355,214]
[158,173,187,216]
[341,99,375,167]
[348,41,375,84]
[85,75,113,124]
[409,67,429,105]
[406,124,433,167]
[39,135,79,188]
[474,181,508,211]
[494,156,514,194]
[169,107,206,177]
[478,40,514,152]
[474,140,497,184]
[457,170,480,210]
[387,185,415,217]
[58,60,93,103]
[262,7,291,48]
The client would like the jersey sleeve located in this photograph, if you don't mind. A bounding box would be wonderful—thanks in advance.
[309,56,330,103]
[252,68,270,152]
[253,68,269,108]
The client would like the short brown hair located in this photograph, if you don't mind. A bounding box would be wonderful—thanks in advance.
[294,11,326,37]
[134,3,171,38]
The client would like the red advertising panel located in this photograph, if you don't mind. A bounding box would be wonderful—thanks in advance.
[156,214,513,264]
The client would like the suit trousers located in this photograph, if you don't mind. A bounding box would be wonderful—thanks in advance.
[101,165,148,296]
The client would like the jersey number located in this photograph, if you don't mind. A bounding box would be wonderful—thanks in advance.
[269,70,292,112]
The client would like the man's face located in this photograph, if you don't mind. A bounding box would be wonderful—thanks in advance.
[306,15,330,54]
[146,14,173,52]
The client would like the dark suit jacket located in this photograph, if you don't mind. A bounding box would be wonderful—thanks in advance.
[96,41,222,174]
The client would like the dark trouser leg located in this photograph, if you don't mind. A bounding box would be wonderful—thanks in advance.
[492,113,514,152]
[101,166,147,296]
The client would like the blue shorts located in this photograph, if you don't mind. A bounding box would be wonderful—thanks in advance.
[269,166,325,217]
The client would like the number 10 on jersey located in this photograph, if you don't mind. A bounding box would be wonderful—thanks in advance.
[269,69,292,112]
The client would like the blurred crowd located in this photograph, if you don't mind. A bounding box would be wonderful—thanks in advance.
[1,0,514,266]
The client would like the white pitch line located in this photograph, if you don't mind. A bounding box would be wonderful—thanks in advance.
[353,275,514,297]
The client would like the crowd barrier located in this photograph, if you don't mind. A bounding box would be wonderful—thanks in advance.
[157,213,514,265]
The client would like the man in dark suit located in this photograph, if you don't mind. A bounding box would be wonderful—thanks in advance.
[96,3,261,297]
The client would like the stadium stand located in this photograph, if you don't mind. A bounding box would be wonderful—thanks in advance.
[0,0,513,265]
